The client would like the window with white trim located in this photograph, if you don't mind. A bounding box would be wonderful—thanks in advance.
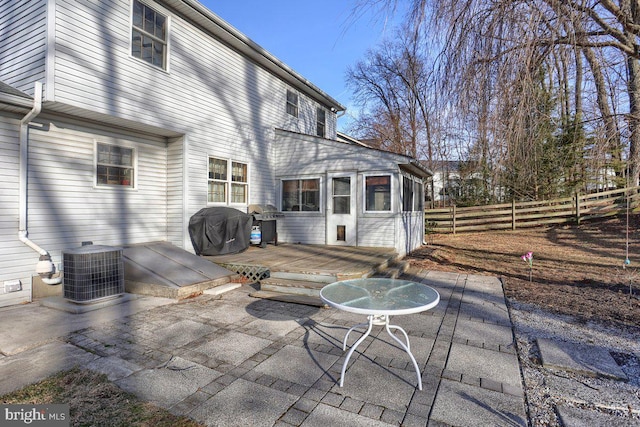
[365,175,391,211]
[132,0,167,69]
[286,90,299,117]
[208,157,248,204]
[96,143,135,187]
[316,107,326,137]
[414,180,424,211]
[403,176,414,211]
[282,178,320,211]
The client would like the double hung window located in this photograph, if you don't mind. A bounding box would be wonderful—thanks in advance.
[96,143,135,187]
[286,90,299,117]
[132,0,167,69]
[316,108,326,137]
[208,157,248,204]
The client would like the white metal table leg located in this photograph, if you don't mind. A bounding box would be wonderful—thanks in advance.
[342,322,370,351]
[384,317,422,390]
[340,315,374,387]
[340,314,422,390]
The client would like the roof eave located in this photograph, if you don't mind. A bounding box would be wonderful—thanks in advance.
[400,162,433,178]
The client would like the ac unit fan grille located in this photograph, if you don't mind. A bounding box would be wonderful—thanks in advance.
[63,246,124,303]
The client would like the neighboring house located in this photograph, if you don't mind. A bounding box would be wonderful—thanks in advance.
[426,161,463,207]
[0,0,430,307]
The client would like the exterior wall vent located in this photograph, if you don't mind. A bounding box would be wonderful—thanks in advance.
[62,245,124,303]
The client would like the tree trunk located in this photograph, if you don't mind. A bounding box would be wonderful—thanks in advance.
[628,55,640,186]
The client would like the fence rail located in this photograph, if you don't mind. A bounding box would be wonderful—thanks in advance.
[424,187,640,234]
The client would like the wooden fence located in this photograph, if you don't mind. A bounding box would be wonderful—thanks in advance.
[424,186,640,234]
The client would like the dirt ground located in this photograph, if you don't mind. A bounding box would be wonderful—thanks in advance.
[407,215,640,330]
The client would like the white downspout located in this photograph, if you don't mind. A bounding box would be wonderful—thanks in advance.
[18,81,62,286]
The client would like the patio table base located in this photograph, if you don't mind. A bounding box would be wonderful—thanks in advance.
[340,314,422,390]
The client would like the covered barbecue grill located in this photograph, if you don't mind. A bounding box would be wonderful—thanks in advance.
[188,207,253,255]
[249,204,284,247]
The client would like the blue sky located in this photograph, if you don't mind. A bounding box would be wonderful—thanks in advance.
[199,1,404,130]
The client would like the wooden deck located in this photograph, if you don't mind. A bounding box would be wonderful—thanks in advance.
[205,244,398,279]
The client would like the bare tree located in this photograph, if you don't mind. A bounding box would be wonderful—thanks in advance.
[351,0,640,201]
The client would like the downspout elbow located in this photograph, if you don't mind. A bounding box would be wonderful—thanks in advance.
[18,231,49,257]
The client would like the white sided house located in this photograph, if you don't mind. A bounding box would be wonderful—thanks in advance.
[0,0,430,307]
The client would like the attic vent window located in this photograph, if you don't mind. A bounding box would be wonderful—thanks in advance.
[132,0,167,69]
[286,90,298,117]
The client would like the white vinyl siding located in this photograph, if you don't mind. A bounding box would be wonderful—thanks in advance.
[0,0,344,285]
[48,0,337,253]
[274,129,425,254]
[24,119,168,251]
[0,116,33,306]
[0,0,47,94]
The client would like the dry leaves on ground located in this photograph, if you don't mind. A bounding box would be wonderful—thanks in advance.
[408,215,640,328]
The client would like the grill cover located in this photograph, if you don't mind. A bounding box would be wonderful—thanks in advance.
[188,207,253,255]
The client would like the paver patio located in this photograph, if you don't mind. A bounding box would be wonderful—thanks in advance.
[0,270,528,426]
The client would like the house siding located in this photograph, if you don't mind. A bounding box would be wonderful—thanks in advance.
[0,114,34,306]
[49,0,335,252]
[0,0,47,95]
[24,118,169,249]
[275,131,417,249]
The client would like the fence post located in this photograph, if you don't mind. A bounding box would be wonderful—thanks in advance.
[512,199,516,230]
[452,205,456,235]
[574,191,580,225]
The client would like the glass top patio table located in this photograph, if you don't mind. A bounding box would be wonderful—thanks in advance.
[320,278,440,390]
[320,278,440,315]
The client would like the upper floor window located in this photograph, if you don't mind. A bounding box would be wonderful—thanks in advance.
[208,157,248,204]
[132,0,167,69]
[316,107,326,137]
[365,175,391,212]
[286,90,298,117]
[96,143,135,187]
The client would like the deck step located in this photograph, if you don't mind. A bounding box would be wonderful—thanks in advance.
[249,290,326,307]
[269,271,337,283]
[374,260,409,279]
[260,277,327,297]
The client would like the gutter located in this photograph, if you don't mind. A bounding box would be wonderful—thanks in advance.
[18,81,62,286]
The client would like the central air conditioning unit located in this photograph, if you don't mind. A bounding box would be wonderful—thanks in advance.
[62,245,125,303]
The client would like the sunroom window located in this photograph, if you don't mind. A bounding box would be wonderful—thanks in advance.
[282,178,320,211]
[414,180,424,211]
[96,143,135,187]
[365,175,391,211]
[403,176,414,211]
[132,0,167,69]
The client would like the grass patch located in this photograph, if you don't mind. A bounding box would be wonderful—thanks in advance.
[1,367,204,427]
